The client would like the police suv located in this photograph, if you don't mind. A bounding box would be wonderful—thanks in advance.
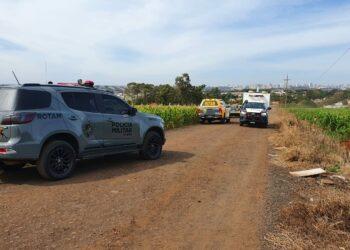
[0,84,165,180]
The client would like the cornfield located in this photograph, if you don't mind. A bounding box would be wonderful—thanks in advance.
[288,108,350,141]
[136,105,198,129]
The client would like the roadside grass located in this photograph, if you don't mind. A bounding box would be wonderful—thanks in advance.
[267,188,350,249]
[267,108,350,249]
[272,110,347,170]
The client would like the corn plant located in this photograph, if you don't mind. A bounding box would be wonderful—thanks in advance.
[135,105,198,129]
[288,108,350,141]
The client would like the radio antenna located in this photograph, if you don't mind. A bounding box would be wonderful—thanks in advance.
[12,70,21,86]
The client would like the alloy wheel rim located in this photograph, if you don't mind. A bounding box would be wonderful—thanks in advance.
[48,146,74,175]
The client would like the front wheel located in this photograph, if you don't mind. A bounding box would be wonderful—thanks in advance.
[37,140,76,180]
[140,131,163,160]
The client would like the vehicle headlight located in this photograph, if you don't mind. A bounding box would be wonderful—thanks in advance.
[261,112,267,116]
[240,111,246,115]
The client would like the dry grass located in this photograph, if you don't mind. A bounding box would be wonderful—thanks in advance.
[267,108,350,249]
[270,109,348,170]
[267,187,350,249]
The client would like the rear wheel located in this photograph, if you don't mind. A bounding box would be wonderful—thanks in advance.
[140,131,163,160]
[37,140,76,180]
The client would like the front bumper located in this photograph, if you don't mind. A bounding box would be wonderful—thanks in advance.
[240,113,268,124]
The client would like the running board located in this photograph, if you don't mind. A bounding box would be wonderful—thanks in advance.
[79,144,139,159]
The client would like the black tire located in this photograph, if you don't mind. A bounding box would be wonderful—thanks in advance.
[200,119,205,124]
[226,118,230,123]
[240,122,244,126]
[140,131,163,160]
[37,140,76,180]
[208,119,212,124]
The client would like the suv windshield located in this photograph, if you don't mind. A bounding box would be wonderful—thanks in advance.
[243,102,266,109]
[0,88,51,111]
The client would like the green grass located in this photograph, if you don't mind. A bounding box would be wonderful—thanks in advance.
[326,164,341,173]
[288,108,350,141]
[136,105,198,129]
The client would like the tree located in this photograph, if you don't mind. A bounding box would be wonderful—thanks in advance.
[175,73,204,105]
[206,87,221,99]
[155,84,179,105]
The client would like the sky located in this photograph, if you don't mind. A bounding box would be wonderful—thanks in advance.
[0,0,349,86]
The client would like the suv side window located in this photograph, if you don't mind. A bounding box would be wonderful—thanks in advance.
[61,92,98,113]
[16,89,51,110]
[101,94,129,114]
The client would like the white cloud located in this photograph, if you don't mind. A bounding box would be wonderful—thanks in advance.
[0,0,349,85]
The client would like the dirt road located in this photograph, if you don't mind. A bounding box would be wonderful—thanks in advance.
[0,120,272,249]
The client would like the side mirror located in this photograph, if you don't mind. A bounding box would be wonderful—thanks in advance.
[129,107,137,116]
[267,107,272,110]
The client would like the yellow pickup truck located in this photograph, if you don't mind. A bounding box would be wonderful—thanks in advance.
[197,99,230,124]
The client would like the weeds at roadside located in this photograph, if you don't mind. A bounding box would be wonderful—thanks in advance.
[326,164,341,174]
[267,108,350,249]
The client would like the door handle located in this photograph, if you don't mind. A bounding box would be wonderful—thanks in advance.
[68,115,78,121]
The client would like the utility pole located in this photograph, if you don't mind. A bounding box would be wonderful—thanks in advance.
[284,74,290,107]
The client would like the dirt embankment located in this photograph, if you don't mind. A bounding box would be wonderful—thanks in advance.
[266,109,350,249]
[0,120,273,249]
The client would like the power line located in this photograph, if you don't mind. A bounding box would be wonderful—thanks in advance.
[318,47,350,80]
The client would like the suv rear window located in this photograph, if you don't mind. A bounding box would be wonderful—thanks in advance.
[61,92,98,113]
[16,89,51,110]
[202,100,218,106]
[0,88,51,111]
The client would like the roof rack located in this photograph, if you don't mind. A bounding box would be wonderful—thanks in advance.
[21,83,94,90]
[22,83,41,86]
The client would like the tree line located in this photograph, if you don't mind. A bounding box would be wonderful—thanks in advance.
[124,73,236,105]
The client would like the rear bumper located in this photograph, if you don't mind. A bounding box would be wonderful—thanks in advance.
[199,114,223,120]
[0,142,40,161]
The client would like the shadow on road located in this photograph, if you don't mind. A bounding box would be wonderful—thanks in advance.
[0,150,194,186]
[240,122,280,130]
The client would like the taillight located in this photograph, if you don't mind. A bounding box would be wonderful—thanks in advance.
[0,148,7,154]
[1,112,36,125]
[218,107,223,114]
